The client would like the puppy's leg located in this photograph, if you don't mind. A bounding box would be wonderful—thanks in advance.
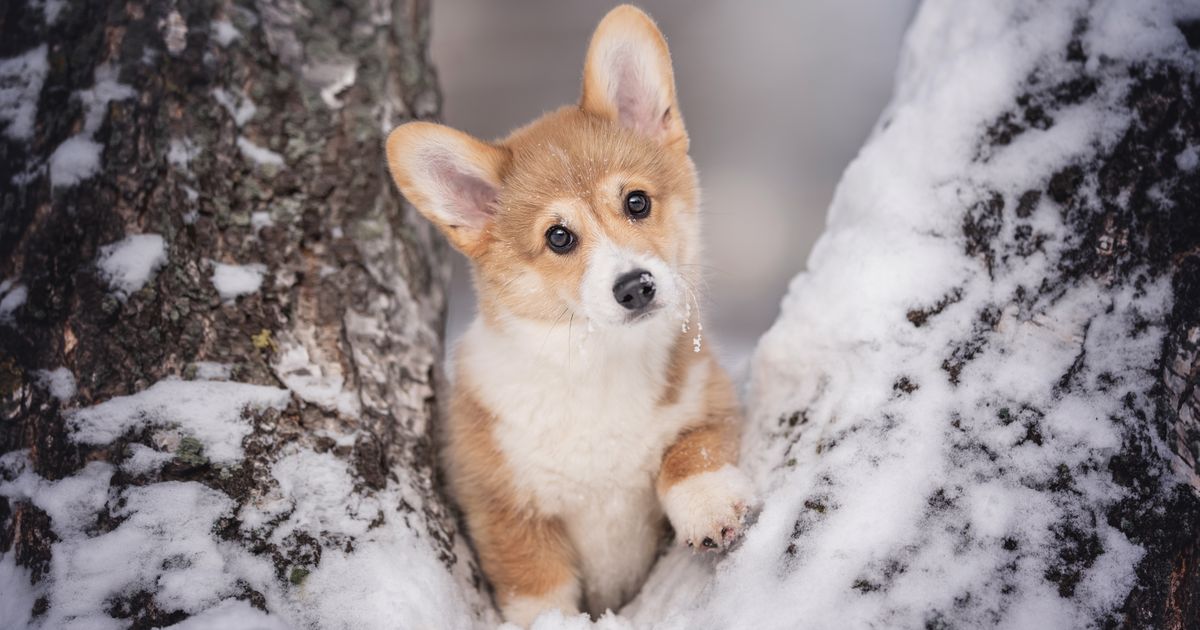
[468,501,580,626]
[658,364,756,551]
[447,391,580,626]
[658,421,756,550]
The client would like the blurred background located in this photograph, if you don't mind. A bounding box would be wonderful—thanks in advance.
[430,0,917,364]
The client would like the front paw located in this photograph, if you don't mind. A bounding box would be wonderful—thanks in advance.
[662,465,757,552]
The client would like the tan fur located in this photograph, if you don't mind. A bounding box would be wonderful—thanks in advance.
[581,5,688,151]
[657,351,740,489]
[474,106,699,326]
[385,5,755,624]
[446,390,579,608]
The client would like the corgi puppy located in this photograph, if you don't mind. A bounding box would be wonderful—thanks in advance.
[385,5,756,626]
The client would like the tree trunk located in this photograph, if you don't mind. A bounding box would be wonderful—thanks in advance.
[0,1,492,628]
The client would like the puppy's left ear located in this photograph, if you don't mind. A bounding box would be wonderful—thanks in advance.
[580,5,687,151]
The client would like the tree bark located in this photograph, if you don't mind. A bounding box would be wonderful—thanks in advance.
[1,1,489,628]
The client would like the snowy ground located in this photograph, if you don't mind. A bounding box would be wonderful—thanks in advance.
[3,0,1199,628]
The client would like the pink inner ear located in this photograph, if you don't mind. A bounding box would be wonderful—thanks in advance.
[612,47,664,139]
[429,156,498,230]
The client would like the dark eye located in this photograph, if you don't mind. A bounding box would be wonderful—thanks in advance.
[624,190,651,219]
[545,225,577,253]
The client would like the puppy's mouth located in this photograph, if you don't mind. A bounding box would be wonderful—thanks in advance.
[623,304,663,324]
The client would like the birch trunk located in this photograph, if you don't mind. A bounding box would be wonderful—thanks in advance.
[0,1,490,627]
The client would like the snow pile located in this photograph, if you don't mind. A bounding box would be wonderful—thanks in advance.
[237,136,285,167]
[48,137,103,188]
[0,454,275,629]
[37,0,65,25]
[0,554,37,629]
[615,1,1198,629]
[96,233,168,298]
[49,64,134,188]
[0,279,27,323]
[165,599,289,630]
[242,451,485,629]
[168,137,201,170]
[1,372,492,629]
[0,44,49,142]
[68,379,290,464]
[34,368,76,401]
[192,361,232,380]
[251,211,274,232]
[121,443,175,476]
[210,19,241,48]
[212,87,256,127]
[211,261,266,301]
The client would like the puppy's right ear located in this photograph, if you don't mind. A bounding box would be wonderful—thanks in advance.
[385,122,508,258]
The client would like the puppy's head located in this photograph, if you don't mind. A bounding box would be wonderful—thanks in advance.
[386,5,700,329]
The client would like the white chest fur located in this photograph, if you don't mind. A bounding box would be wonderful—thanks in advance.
[458,314,709,610]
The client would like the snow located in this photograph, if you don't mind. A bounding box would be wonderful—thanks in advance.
[41,0,65,24]
[193,361,232,380]
[164,599,290,630]
[241,450,378,542]
[6,472,246,629]
[1177,145,1199,172]
[211,19,241,48]
[295,536,481,630]
[211,261,266,301]
[0,44,48,141]
[237,135,285,167]
[168,137,201,169]
[68,378,291,464]
[0,454,239,628]
[48,136,102,188]
[121,443,175,476]
[212,87,257,126]
[96,233,168,298]
[49,64,134,188]
[34,367,76,401]
[260,449,490,629]
[1,371,491,628]
[0,553,36,630]
[0,281,26,323]
[251,211,274,231]
[620,1,1195,628]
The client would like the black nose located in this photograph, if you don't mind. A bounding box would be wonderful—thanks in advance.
[613,270,656,310]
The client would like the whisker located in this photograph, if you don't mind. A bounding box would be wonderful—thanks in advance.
[538,306,570,357]
[677,263,728,273]
[567,313,575,372]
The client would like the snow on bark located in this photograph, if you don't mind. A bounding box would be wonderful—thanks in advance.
[1,0,488,628]
[620,1,1200,629]
[0,44,48,142]
[96,234,168,299]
